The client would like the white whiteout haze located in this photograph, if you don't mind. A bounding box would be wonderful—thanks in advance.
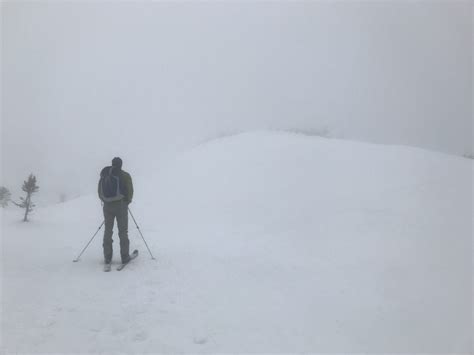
[1,1,472,203]
[1,1,473,354]
[2,132,473,352]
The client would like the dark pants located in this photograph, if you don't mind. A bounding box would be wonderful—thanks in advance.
[103,201,130,263]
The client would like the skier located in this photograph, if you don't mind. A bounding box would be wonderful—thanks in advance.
[98,157,134,269]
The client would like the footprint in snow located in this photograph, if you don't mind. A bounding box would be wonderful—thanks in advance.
[193,336,208,345]
[42,319,56,328]
[111,327,126,335]
[133,331,148,342]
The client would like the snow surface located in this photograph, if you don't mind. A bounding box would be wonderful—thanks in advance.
[2,131,472,353]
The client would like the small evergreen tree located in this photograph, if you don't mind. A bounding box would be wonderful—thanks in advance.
[0,186,11,207]
[16,174,39,222]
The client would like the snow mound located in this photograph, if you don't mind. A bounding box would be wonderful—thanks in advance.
[3,131,472,353]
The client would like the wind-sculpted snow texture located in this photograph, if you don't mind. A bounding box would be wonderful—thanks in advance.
[2,132,472,353]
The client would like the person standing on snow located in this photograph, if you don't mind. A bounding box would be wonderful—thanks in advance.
[98,157,134,265]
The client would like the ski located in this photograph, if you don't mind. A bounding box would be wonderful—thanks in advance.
[116,249,139,271]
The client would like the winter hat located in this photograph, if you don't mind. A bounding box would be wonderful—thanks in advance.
[112,157,123,169]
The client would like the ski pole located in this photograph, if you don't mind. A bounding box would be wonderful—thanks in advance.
[128,208,156,260]
[72,221,105,262]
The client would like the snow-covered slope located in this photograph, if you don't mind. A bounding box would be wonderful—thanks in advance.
[2,131,472,353]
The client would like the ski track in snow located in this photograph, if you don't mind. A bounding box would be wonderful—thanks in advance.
[2,132,472,353]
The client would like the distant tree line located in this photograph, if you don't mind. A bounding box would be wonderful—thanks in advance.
[0,186,11,207]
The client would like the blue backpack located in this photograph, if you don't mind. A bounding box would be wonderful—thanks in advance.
[99,166,124,202]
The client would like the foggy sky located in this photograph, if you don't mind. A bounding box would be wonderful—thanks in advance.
[1,1,472,204]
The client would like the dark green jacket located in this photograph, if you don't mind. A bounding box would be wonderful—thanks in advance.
[98,167,134,204]
[120,170,134,203]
